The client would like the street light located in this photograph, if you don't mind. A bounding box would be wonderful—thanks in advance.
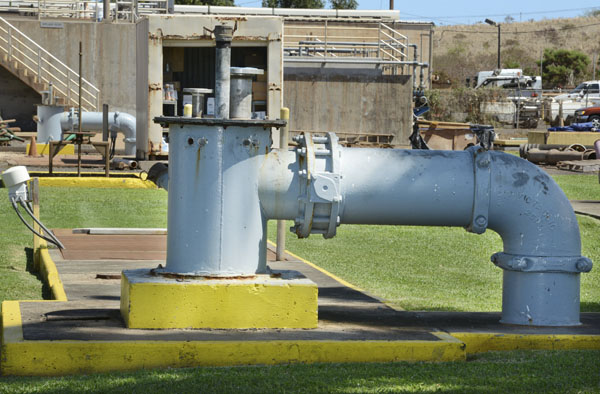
[485,18,501,69]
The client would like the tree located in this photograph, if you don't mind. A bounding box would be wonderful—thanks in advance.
[330,0,357,9]
[504,15,514,23]
[538,48,590,88]
[262,0,324,8]
[176,0,234,5]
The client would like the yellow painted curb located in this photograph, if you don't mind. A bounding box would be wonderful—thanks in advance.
[38,247,67,302]
[1,300,465,376]
[27,144,75,156]
[452,332,600,354]
[38,177,157,189]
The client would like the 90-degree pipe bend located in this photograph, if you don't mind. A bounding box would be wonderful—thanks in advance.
[483,150,584,261]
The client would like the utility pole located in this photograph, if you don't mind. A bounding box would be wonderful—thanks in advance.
[485,19,501,69]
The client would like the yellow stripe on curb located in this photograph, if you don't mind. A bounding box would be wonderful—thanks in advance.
[0,336,465,376]
[452,332,600,354]
[1,301,24,343]
[38,247,67,302]
[38,177,157,189]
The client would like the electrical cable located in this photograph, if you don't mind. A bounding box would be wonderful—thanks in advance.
[18,198,65,250]
[10,197,65,249]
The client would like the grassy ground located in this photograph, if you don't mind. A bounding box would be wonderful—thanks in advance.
[0,174,599,390]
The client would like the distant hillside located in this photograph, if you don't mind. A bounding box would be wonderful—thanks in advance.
[432,15,600,88]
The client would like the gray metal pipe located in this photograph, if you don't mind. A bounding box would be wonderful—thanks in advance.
[214,25,233,119]
[152,127,591,327]
[60,109,137,156]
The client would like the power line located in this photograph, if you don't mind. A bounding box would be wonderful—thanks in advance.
[402,6,599,20]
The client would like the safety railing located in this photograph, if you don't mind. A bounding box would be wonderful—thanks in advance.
[0,16,100,111]
[0,0,167,20]
[284,21,410,72]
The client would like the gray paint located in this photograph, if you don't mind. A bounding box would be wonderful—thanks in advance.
[153,124,591,326]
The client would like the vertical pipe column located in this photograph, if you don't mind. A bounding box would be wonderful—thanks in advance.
[276,107,290,261]
[214,25,233,119]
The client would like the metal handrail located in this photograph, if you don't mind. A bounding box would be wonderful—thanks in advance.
[0,15,100,110]
[284,21,411,72]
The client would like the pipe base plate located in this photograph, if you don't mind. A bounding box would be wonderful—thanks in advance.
[120,269,318,329]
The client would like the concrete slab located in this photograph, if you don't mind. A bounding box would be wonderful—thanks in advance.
[571,200,600,220]
[1,231,599,376]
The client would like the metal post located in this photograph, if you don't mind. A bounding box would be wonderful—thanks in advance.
[7,27,11,61]
[214,25,233,119]
[37,48,41,82]
[78,41,83,177]
[31,177,40,271]
[276,107,290,261]
[103,0,109,20]
[102,104,109,141]
[324,20,328,58]
[497,24,501,69]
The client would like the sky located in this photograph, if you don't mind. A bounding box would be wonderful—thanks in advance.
[234,0,600,25]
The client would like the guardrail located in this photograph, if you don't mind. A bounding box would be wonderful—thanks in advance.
[0,15,100,111]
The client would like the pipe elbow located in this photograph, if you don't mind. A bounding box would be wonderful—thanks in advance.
[485,151,582,259]
[113,112,136,140]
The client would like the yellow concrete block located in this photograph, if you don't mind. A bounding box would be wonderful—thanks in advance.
[27,144,75,156]
[528,130,600,146]
[120,269,318,329]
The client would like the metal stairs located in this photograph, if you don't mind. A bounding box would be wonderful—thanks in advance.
[0,15,100,111]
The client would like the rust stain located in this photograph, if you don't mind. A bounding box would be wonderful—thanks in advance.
[216,16,247,22]
[149,28,164,43]
[149,83,162,91]
[233,35,267,41]
[163,34,212,40]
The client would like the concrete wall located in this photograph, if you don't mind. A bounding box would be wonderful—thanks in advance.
[284,65,412,145]
[0,17,138,115]
[0,66,40,131]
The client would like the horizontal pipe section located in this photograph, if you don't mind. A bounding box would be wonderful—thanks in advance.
[60,110,137,156]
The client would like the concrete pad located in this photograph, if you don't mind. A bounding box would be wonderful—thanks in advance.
[2,231,599,376]
[571,200,600,220]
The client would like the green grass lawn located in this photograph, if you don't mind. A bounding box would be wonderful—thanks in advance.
[0,173,599,391]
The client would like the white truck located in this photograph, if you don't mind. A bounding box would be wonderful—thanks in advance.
[473,69,543,128]
[548,81,600,125]
[474,69,542,93]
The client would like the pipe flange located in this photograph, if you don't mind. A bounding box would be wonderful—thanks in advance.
[291,132,341,239]
[491,252,593,273]
[466,146,491,234]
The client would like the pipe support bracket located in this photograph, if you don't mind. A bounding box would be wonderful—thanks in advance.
[466,146,491,234]
[492,252,593,273]
[292,132,341,239]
